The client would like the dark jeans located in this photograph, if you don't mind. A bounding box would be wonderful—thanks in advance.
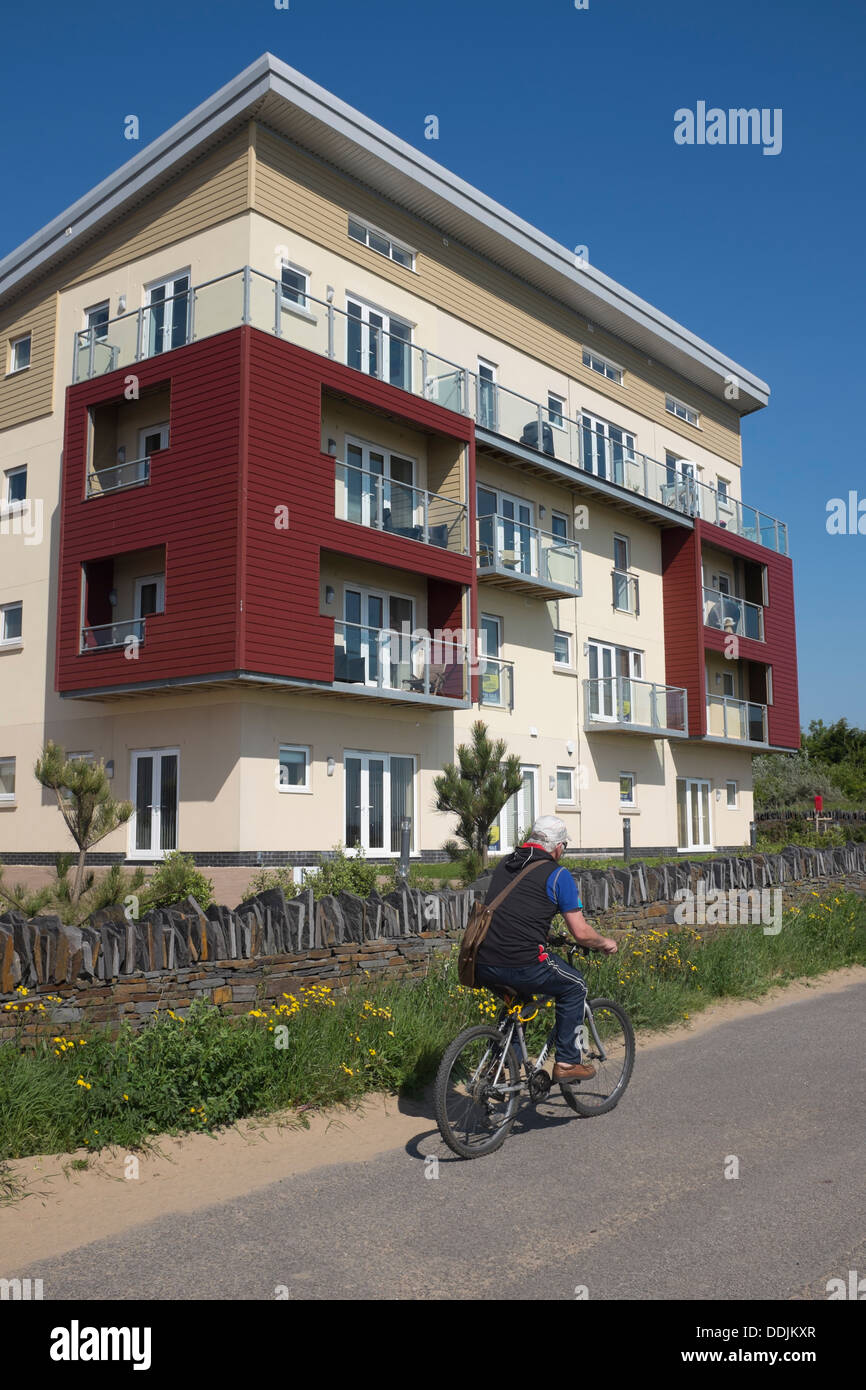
[475,955,588,1065]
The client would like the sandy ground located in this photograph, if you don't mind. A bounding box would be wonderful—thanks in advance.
[2,964,864,1267]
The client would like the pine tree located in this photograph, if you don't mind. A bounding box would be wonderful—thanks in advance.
[433,720,523,881]
[34,742,133,904]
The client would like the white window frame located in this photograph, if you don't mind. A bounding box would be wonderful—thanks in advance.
[138,423,170,457]
[278,744,311,794]
[678,777,713,852]
[726,780,738,809]
[8,334,31,374]
[553,630,572,667]
[493,765,538,854]
[135,574,165,623]
[619,772,636,807]
[0,601,23,645]
[556,767,575,805]
[665,393,700,428]
[280,262,311,311]
[85,302,110,341]
[346,294,413,387]
[547,393,566,429]
[582,347,624,385]
[144,270,191,356]
[343,750,417,856]
[0,756,15,804]
[342,436,418,530]
[4,466,27,508]
[348,216,416,270]
[551,510,569,540]
[128,747,180,861]
[716,478,729,502]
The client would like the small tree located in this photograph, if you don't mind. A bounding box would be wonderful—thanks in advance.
[35,742,133,904]
[433,720,523,882]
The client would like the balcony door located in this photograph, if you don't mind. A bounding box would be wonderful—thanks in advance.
[342,588,413,689]
[477,486,534,575]
[129,748,179,859]
[477,360,498,431]
[581,413,636,485]
[588,642,642,721]
[344,440,415,532]
[677,778,712,852]
[345,751,415,854]
[346,298,412,391]
[480,614,503,707]
[144,273,190,357]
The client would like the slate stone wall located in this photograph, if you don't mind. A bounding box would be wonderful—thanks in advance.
[2,842,865,1043]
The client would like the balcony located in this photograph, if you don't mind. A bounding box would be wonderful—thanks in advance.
[478,658,514,710]
[81,616,146,652]
[332,621,469,707]
[334,459,467,554]
[71,266,789,556]
[702,586,765,642]
[476,516,581,598]
[583,676,689,737]
[86,456,151,498]
[612,568,640,615]
[706,694,768,745]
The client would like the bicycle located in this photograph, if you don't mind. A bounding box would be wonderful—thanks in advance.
[434,934,635,1159]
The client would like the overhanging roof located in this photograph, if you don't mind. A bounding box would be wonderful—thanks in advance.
[0,53,770,414]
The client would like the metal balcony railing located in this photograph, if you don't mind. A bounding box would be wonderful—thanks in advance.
[80,617,145,651]
[706,694,768,744]
[702,586,765,641]
[478,658,514,710]
[71,266,788,554]
[86,456,151,497]
[334,460,467,553]
[476,516,582,592]
[333,620,467,701]
[584,675,688,735]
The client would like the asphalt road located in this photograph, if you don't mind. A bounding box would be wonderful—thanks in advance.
[11,982,866,1300]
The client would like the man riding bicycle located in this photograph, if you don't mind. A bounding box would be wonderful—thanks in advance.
[474,816,618,1084]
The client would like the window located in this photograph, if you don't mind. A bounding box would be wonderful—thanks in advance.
[9,334,31,373]
[144,273,190,356]
[477,359,498,431]
[5,467,26,505]
[721,671,736,697]
[551,511,569,541]
[1,602,23,644]
[345,751,416,854]
[580,412,636,485]
[619,773,635,807]
[346,297,412,391]
[547,393,565,428]
[586,641,643,722]
[280,264,309,309]
[476,485,534,575]
[278,745,310,792]
[85,303,110,340]
[726,780,738,808]
[554,631,572,667]
[677,778,712,851]
[139,423,169,459]
[0,757,15,802]
[613,534,636,612]
[665,394,700,427]
[582,348,624,385]
[556,767,574,804]
[716,478,729,502]
[341,438,416,532]
[479,614,505,708]
[348,217,415,269]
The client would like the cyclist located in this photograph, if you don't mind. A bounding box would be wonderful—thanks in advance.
[474,816,618,1083]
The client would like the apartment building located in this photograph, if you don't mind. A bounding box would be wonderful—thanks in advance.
[0,54,799,882]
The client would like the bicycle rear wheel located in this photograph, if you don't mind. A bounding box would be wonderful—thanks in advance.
[560,998,634,1116]
[434,1025,522,1159]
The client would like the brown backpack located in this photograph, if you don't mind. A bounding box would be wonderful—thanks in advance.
[458,859,549,987]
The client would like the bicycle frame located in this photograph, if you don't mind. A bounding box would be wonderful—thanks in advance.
[473,997,610,1100]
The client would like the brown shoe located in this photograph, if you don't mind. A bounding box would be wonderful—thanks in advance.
[553,1061,596,1083]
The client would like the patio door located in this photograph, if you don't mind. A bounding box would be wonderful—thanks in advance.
[345,751,415,854]
[346,298,412,390]
[677,778,712,851]
[145,274,190,356]
[476,487,534,574]
[129,748,179,859]
[344,441,415,531]
[480,614,503,706]
[344,589,413,688]
[581,413,636,485]
[588,642,642,721]
[491,766,537,854]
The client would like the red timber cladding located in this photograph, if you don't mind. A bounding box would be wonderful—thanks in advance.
[56,333,245,692]
[695,519,800,749]
[661,527,706,737]
[242,330,475,683]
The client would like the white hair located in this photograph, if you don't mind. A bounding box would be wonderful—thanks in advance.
[527,816,569,853]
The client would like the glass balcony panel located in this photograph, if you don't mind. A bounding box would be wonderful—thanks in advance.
[423,351,465,413]
[333,621,466,700]
[583,676,687,733]
[81,617,145,651]
[478,658,514,709]
[192,272,245,343]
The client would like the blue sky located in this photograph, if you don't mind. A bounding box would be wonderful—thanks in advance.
[1,0,862,728]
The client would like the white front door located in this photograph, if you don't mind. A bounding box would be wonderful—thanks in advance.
[677,778,712,851]
[344,751,415,854]
[129,748,179,859]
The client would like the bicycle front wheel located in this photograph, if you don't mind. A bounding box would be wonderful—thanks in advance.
[434,1025,522,1159]
[560,999,635,1116]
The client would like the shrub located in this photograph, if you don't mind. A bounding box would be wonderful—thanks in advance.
[142,852,214,912]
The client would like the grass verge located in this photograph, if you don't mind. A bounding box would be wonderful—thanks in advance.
[1,892,864,1161]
